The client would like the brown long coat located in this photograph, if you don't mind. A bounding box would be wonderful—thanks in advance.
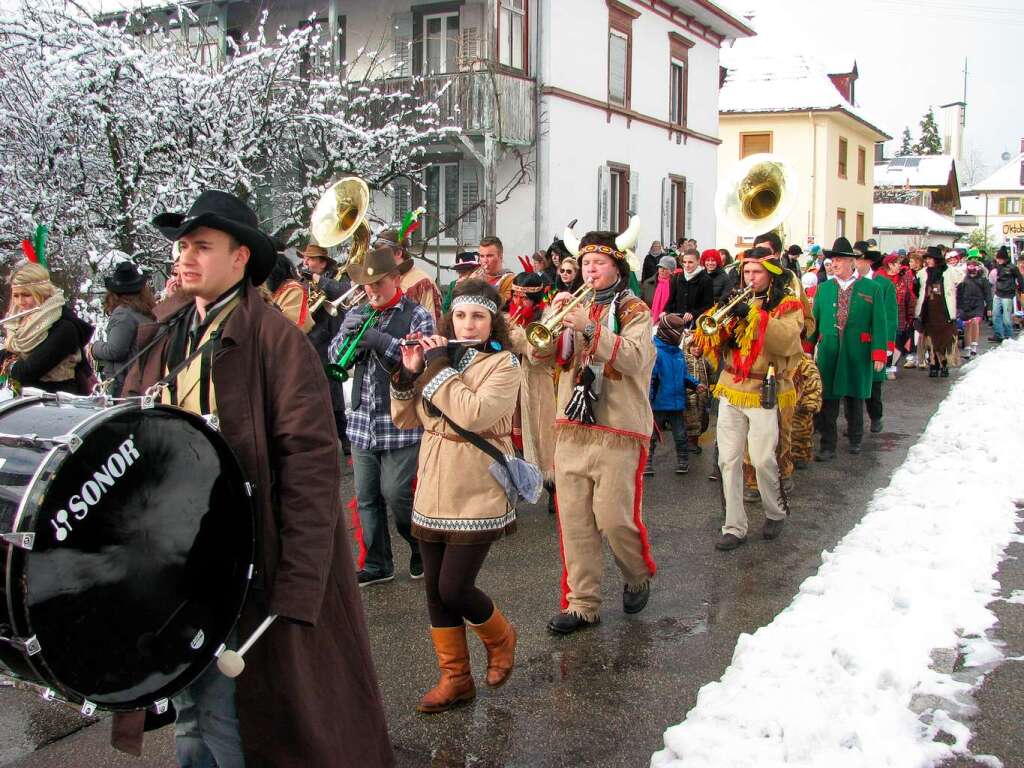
[121,285,393,767]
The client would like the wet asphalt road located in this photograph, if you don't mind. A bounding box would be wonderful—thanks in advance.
[0,351,986,767]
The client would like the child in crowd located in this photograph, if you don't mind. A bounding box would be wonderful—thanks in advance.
[790,353,823,469]
[646,314,702,476]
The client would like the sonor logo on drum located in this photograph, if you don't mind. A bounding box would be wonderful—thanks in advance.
[50,436,142,543]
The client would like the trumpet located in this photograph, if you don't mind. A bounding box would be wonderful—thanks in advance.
[327,284,367,313]
[696,286,755,335]
[325,310,380,382]
[525,284,595,350]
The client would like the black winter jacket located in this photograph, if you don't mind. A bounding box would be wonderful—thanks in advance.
[666,270,714,321]
[7,306,93,393]
[994,263,1024,298]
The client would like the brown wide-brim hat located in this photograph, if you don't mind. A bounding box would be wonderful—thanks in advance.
[298,242,336,267]
[347,246,401,285]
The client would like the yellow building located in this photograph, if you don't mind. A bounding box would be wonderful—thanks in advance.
[716,47,889,251]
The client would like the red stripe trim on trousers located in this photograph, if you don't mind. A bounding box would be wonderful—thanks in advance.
[347,495,367,570]
[633,446,657,578]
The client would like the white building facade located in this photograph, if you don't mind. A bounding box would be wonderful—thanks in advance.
[960,143,1024,256]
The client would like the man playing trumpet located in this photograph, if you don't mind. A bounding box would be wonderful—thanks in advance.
[692,247,804,551]
[528,221,657,635]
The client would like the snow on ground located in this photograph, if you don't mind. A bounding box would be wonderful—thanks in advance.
[652,340,1024,768]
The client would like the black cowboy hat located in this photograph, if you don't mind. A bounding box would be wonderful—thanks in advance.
[823,237,857,259]
[347,246,401,286]
[104,261,147,294]
[152,190,276,286]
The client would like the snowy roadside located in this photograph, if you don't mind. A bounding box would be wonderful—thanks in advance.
[651,340,1024,768]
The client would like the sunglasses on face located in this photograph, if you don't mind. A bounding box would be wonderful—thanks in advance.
[559,269,575,274]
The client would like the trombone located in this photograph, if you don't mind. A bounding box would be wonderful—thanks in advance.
[525,284,595,350]
[696,286,755,335]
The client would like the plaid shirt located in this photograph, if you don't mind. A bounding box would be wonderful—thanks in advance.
[330,296,434,451]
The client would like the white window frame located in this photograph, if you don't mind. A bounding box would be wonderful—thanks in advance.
[608,29,628,107]
[670,59,686,125]
[422,12,459,75]
[609,168,626,232]
[498,0,525,70]
[424,162,461,245]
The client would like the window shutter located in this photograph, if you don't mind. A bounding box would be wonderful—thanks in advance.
[392,178,412,227]
[459,159,481,247]
[597,166,611,230]
[685,180,694,236]
[392,12,413,77]
[629,170,640,217]
[460,2,483,69]
[661,177,673,244]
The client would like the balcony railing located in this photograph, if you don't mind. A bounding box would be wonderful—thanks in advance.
[382,70,535,146]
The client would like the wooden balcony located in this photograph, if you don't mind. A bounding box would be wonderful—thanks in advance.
[382,70,535,147]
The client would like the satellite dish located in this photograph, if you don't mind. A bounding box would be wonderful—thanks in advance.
[1002,151,1012,162]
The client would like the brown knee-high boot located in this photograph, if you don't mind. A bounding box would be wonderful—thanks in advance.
[468,607,516,688]
[417,625,476,713]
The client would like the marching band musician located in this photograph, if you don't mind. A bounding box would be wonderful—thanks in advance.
[331,245,435,587]
[0,263,94,395]
[299,240,350,446]
[695,247,805,551]
[528,223,657,635]
[390,279,520,714]
[265,251,314,333]
[504,272,558,513]
[478,236,516,306]
[376,228,443,324]
[119,190,393,767]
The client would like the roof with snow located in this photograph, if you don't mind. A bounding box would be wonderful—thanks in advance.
[875,155,958,190]
[968,152,1024,194]
[663,0,756,39]
[872,203,963,236]
[718,43,890,140]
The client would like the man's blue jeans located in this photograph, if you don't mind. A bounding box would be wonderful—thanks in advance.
[351,443,420,576]
[173,628,244,768]
[993,297,1014,339]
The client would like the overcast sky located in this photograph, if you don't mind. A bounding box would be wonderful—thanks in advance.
[732,0,1022,183]
[4,0,1020,182]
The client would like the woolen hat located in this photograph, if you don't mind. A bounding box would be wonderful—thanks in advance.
[104,261,147,294]
[153,190,276,285]
[883,252,900,266]
[823,237,857,259]
[656,312,686,346]
[658,255,678,271]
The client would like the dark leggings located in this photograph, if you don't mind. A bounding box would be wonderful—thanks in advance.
[419,540,494,628]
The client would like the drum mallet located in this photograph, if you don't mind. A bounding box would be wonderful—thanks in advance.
[217,615,277,678]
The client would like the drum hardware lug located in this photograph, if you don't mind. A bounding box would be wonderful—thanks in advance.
[215,643,227,658]
[152,698,169,715]
[244,482,254,497]
[16,636,41,656]
[0,432,81,452]
[141,394,156,410]
[1,532,34,550]
[80,699,96,716]
[41,687,57,701]
[203,414,220,431]
[53,433,83,453]
[247,563,254,580]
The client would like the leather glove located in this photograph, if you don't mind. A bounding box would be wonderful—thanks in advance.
[338,311,364,338]
[356,327,392,355]
[729,301,751,319]
[423,345,450,366]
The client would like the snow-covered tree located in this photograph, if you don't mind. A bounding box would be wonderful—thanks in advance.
[913,108,942,156]
[873,186,918,205]
[897,127,914,157]
[0,0,455,298]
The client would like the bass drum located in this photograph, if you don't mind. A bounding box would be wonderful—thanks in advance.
[0,395,254,712]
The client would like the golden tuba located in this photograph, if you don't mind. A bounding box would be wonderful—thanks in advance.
[307,177,373,316]
[715,153,798,237]
[525,284,595,350]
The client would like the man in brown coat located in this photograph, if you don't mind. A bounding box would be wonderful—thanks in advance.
[118,191,393,767]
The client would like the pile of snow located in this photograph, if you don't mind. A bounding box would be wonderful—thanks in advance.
[652,341,1024,768]
[874,203,964,236]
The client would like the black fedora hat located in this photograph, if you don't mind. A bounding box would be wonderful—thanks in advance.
[152,190,276,286]
[104,261,147,294]
[823,237,857,259]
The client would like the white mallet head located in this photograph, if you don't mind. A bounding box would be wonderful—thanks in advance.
[217,650,245,678]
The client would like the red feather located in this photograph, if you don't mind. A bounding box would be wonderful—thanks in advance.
[20,240,37,263]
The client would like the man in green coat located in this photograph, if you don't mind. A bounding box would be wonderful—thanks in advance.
[808,238,888,460]
[855,243,898,433]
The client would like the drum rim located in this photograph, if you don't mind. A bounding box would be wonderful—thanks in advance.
[6,399,255,710]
